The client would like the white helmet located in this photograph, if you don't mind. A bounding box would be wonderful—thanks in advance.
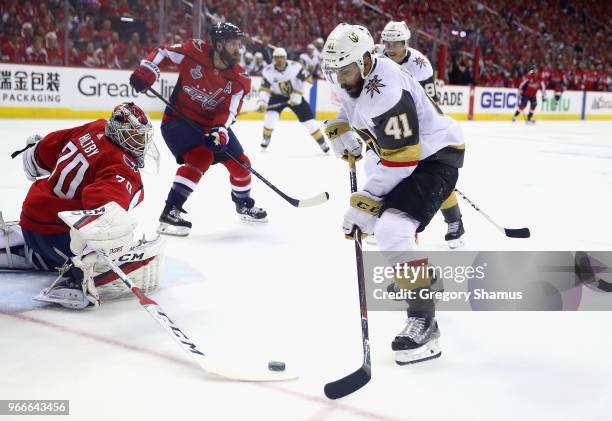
[273,47,287,58]
[321,23,374,78]
[381,21,411,43]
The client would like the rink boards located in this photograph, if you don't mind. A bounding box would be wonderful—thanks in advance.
[1,63,610,121]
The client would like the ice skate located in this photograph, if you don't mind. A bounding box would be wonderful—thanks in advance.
[157,203,192,236]
[232,193,268,222]
[261,135,271,149]
[445,219,465,249]
[392,315,441,365]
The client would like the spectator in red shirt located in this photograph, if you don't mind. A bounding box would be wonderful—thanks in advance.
[1,33,24,63]
[65,39,80,66]
[117,0,133,16]
[21,22,35,49]
[97,43,121,69]
[127,32,142,56]
[97,19,113,43]
[79,19,97,44]
[80,42,101,67]
[111,32,128,64]
[45,32,64,65]
[25,35,48,64]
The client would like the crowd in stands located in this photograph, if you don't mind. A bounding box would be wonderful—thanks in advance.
[0,0,609,90]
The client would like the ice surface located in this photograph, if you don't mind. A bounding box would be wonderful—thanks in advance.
[1,119,611,421]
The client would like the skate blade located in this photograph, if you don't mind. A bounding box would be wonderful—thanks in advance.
[239,214,268,223]
[447,237,465,250]
[394,340,442,365]
[157,223,190,237]
[365,235,377,245]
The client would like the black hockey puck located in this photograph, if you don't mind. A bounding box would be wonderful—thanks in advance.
[268,361,286,371]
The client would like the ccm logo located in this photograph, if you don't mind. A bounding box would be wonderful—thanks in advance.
[117,252,145,262]
[481,92,517,109]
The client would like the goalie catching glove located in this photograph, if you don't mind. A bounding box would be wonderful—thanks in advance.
[343,191,382,239]
[324,119,363,161]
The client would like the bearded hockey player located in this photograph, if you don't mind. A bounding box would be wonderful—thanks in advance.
[258,47,329,153]
[129,22,267,237]
[1,103,164,310]
[379,21,465,248]
[321,23,465,365]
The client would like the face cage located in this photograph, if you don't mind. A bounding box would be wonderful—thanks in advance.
[108,122,155,168]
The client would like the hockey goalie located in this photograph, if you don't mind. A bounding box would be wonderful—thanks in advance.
[0,102,164,309]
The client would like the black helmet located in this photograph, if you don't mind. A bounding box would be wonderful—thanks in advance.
[210,22,244,45]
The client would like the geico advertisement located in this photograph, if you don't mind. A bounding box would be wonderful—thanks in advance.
[474,86,582,115]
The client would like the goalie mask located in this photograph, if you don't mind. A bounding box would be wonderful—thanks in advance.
[105,102,158,168]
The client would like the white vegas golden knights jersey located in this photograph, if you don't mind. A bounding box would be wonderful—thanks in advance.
[260,60,311,98]
[299,52,320,76]
[395,47,438,101]
[326,55,465,197]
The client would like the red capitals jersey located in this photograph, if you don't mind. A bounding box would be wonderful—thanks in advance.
[518,74,546,97]
[145,39,251,129]
[549,70,568,92]
[540,68,551,88]
[20,120,144,234]
[583,71,599,91]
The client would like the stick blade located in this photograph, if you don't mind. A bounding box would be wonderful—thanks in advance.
[324,365,371,400]
[504,227,531,238]
[297,192,330,208]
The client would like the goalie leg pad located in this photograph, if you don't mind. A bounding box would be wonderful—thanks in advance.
[91,235,165,301]
[1,214,58,271]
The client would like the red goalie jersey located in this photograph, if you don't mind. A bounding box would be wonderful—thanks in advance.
[145,39,251,129]
[20,120,144,234]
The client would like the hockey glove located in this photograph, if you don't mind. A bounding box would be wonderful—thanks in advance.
[58,201,137,261]
[22,134,49,181]
[289,92,303,106]
[324,119,362,161]
[205,126,229,152]
[129,60,160,93]
[256,99,268,113]
[343,191,382,239]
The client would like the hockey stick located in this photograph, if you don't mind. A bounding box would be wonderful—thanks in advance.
[454,188,530,238]
[96,251,298,382]
[324,155,371,400]
[148,87,329,208]
[237,101,289,116]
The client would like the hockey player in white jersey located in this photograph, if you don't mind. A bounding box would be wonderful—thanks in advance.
[299,44,321,78]
[321,23,466,365]
[258,47,329,153]
[380,21,465,248]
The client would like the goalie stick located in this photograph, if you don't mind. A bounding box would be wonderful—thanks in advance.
[96,251,298,382]
[455,188,531,238]
[148,87,328,208]
[324,155,371,399]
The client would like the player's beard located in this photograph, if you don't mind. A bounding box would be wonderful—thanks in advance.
[341,76,365,99]
[220,48,240,68]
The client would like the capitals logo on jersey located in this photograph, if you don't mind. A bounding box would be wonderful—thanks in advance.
[183,86,227,110]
